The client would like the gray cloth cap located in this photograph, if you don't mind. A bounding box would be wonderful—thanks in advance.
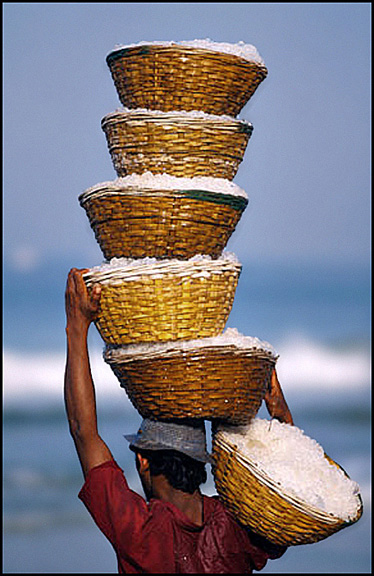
[124,419,211,463]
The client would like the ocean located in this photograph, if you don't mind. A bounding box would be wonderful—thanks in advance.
[3,257,371,573]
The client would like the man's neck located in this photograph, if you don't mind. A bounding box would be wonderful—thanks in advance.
[152,475,204,526]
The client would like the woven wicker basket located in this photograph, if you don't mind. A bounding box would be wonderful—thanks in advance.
[101,109,253,180]
[106,44,268,117]
[104,338,276,423]
[212,433,363,546]
[83,256,241,346]
[79,183,248,260]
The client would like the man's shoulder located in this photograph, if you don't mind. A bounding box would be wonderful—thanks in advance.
[82,458,124,483]
[203,494,242,526]
[79,458,130,502]
[203,493,230,512]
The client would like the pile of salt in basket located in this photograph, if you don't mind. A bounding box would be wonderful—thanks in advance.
[101,108,253,180]
[211,419,363,545]
[103,328,278,424]
[79,173,249,260]
[105,40,268,116]
[82,254,242,346]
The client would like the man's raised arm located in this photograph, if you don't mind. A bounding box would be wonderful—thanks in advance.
[64,268,113,477]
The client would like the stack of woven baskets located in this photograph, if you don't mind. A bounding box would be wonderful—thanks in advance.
[78,40,362,547]
[80,40,276,426]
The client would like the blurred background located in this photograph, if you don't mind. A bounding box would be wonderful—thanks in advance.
[3,3,371,573]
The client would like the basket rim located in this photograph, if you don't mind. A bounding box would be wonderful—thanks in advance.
[79,174,248,201]
[101,108,253,133]
[85,264,242,286]
[79,186,248,211]
[83,254,241,286]
[213,435,363,526]
[106,42,268,72]
[104,342,278,365]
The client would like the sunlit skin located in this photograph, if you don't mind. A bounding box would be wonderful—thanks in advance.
[264,369,294,425]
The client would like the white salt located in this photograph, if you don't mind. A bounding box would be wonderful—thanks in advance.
[80,172,248,202]
[104,327,278,362]
[108,38,266,66]
[216,418,361,521]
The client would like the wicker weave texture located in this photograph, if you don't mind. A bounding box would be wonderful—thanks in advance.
[105,348,274,423]
[212,439,363,546]
[106,45,267,116]
[80,191,248,260]
[89,269,240,346]
[101,113,252,180]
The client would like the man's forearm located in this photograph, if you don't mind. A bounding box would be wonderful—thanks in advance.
[64,324,99,439]
[64,323,113,476]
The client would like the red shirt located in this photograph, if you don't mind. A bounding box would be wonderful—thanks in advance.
[79,459,284,574]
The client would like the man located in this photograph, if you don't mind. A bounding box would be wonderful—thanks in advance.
[64,268,293,573]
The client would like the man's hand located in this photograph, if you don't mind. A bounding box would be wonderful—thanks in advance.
[264,369,294,425]
[65,268,101,334]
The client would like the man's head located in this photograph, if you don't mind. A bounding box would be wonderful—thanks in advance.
[124,419,210,499]
[133,448,208,499]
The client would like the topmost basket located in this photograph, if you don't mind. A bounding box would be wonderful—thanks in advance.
[106,41,268,117]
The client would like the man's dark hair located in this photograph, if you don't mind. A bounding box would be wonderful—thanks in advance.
[133,448,207,494]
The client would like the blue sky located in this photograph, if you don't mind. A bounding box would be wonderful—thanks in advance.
[3,3,371,273]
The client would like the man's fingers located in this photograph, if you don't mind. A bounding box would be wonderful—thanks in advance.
[67,268,90,293]
[67,268,80,292]
[90,284,101,308]
[65,269,78,300]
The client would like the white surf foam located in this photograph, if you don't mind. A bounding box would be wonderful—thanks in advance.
[3,348,123,406]
[3,334,370,405]
[274,333,371,390]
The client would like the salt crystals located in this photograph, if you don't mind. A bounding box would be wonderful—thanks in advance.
[108,39,266,67]
[104,327,278,362]
[216,418,361,521]
[80,172,248,202]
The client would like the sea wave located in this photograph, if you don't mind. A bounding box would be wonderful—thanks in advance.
[3,347,124,406]
[3,334,370,405]
[3,508,89,533]
[273,333,371,390]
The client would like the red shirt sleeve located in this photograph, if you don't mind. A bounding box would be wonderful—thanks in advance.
[78,459,176,573]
